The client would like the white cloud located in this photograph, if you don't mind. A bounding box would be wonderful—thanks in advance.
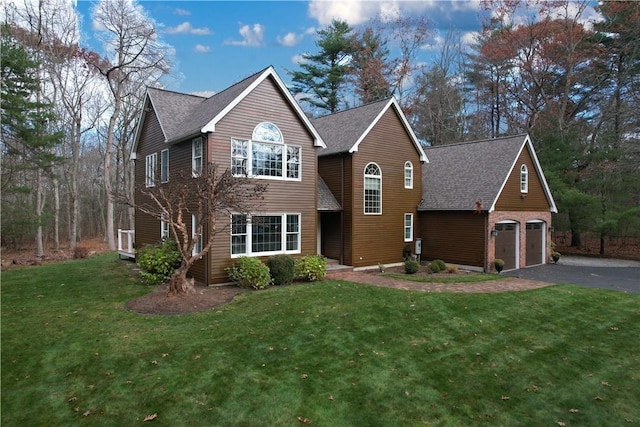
[422,34,445,51]
[224,23,265,47]
[460,31,478,49]
[308,0,381,26]
[174,8,190,16]
[191,90,216,98]
[165,21,211,35]
[291,54,308,65]
[194,44,210,53]
[277,32,303,47]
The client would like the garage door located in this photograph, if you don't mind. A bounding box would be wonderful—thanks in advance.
[526,222,544,266]
[495,223,517,270]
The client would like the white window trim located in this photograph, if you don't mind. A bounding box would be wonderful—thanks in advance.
[231,137,302,181]
[364,162,382,215]
[230,213,301,258]
[160,149,169,183]
[161,220,169,240]
[192,214,202,256]
[192,138,203,178]
[404,161,413,189]
[145,153,157,187]
[520,164,529,193]
[404,213,413,242]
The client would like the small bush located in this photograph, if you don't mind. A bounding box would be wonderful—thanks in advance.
[295,255,327,282]
[137,239,182,285]
[404,259,420,274]
[433,259,447,271]
[226,257,271,289]
[493,258,505,273]
[73,246,89,259]
[267,254,296,286]
[447,265,459,274]
[428,261,441,273]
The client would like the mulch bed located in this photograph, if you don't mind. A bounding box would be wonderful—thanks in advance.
[125,284,247,315]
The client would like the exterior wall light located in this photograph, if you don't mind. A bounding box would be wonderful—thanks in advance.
[491,227,498,237]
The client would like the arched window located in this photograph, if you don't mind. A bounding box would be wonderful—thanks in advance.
[520,164,528,193]
[404,161,413,189]
[364,163,382,214]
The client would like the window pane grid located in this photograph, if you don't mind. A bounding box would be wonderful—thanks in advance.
[253,142,283,177]
[404,214,413,241]
[161,149,169,183]
[364,163,382,214]
[192,139,203,177]
[231,139,248,176]
[231,214,300,256]
[404,161,413,189]
[252,216,282,253]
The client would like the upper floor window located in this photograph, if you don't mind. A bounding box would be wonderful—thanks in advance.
[145,153,157,187]
[364,162,382,214]
[404,161,413,189]
[231,122,300,180]
[192,138,203,177]
[160,149,169,183]
[520,164,528,193]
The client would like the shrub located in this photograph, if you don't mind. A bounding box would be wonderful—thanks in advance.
[226,257,271,289]
[428,261,441,273]
[73,246,89,259]
[433,259,447,271]
[447,265,459,274]
[493,258,505,273]
[295,255,327,282]
[267,254,296,286]
[137,239,182,286]
[404,259,420,274]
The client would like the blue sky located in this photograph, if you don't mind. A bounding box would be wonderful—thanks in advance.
[71,1,582,96]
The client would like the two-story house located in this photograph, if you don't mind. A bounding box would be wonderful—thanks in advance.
[130,67,557,284]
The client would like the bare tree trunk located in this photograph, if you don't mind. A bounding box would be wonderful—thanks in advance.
[36,169,45,258]
[104,111,117,250]
[53,175,60,250]
[168,265,196,296]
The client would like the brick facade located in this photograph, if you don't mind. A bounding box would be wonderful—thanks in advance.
[487,211,553,271]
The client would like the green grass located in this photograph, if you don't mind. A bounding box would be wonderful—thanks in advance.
[383,272,505,283]
[2,254,639,426]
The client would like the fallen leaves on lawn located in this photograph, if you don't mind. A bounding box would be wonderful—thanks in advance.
[297,416,311,424]
[501,395,510,401]
[83,410,91,417]
[67,396,77,403]
[143,413,157,422]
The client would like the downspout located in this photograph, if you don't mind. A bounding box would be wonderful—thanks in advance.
[203,133,210,286]
[484,211,488,273]
[340,155,345,265]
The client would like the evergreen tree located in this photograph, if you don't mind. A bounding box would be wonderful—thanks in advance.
[289,19,355,115]
[1,24,63,247]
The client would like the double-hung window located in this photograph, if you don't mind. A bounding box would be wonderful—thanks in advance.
[520,164,528,193]
[404,161,413,189]
[404,213,413,242]
[192,214,202,255]
[231,122,301,180]
[231,213,301,257]
[160,149,169,183]
[145,153,157,187]
[364,163,382,214]
[192,138,203,177]
[161,220,169,239]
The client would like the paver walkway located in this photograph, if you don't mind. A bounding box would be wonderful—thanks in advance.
[326,269,552,293]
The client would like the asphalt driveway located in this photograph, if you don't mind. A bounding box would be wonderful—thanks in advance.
[506,256,640,294]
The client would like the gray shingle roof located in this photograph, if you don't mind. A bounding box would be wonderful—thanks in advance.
[148,67,268,143]
[312,99,390,156]
[317,176,341,211]
[418,134,528,211]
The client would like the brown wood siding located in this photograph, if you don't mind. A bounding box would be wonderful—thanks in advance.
[206,77,318,283]
[134,103,165,250]
[135,104,207,283]
[349,109,423,267]
[495,145,551,211]
[319,155,353,265]
[418,211,485,267]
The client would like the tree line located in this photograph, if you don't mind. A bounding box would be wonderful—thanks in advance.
[2,0,638,257]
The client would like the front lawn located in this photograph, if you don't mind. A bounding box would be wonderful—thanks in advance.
[2,254,639,425]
